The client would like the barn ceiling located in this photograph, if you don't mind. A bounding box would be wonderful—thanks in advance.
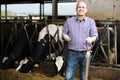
[0,0,76,4]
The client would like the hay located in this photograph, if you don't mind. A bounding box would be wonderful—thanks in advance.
[0,69,106,80]
[1,61,119,80]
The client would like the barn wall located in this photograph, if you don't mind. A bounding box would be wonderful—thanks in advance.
[82,0,120,20]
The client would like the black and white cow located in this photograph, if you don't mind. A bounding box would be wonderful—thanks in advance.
[0,23,40,69]
[0,22,66,74]
[14,24,64,73]
[91,21,120,64]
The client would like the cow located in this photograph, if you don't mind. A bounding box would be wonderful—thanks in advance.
[0,22,45,69]
[91,20,120,64]
[0,23,64,73]
[16,24,65,73]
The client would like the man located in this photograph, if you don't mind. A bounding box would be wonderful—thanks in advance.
[62,1,98,80]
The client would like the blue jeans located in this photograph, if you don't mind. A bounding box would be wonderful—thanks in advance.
[65,50,91,80]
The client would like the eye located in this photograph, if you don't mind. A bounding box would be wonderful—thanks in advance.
[78,6,81,8]
[82,6,85,9]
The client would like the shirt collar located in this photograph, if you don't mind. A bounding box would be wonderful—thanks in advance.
[75,16,86,22]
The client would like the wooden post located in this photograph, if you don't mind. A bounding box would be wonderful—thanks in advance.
[52,0,58,20]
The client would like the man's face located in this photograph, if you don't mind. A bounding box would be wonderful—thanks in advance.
[76,2,87,16]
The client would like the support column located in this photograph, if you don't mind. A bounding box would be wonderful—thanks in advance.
[39,3,41,20]
[5,4,7,20]
[52,0,58,20]
[0,3,2,19]
[39,3,44,20]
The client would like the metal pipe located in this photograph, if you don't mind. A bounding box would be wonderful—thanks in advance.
[5,4,7,20]
[114,26,117,64]
[43,3,44,19]
[0,3,4,54]
[107,24,110,64]
[91,63,120,68]
[39,3,41,20]
[0,3,1,20]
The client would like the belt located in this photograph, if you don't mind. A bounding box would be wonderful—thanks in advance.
[69,49,87,53]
